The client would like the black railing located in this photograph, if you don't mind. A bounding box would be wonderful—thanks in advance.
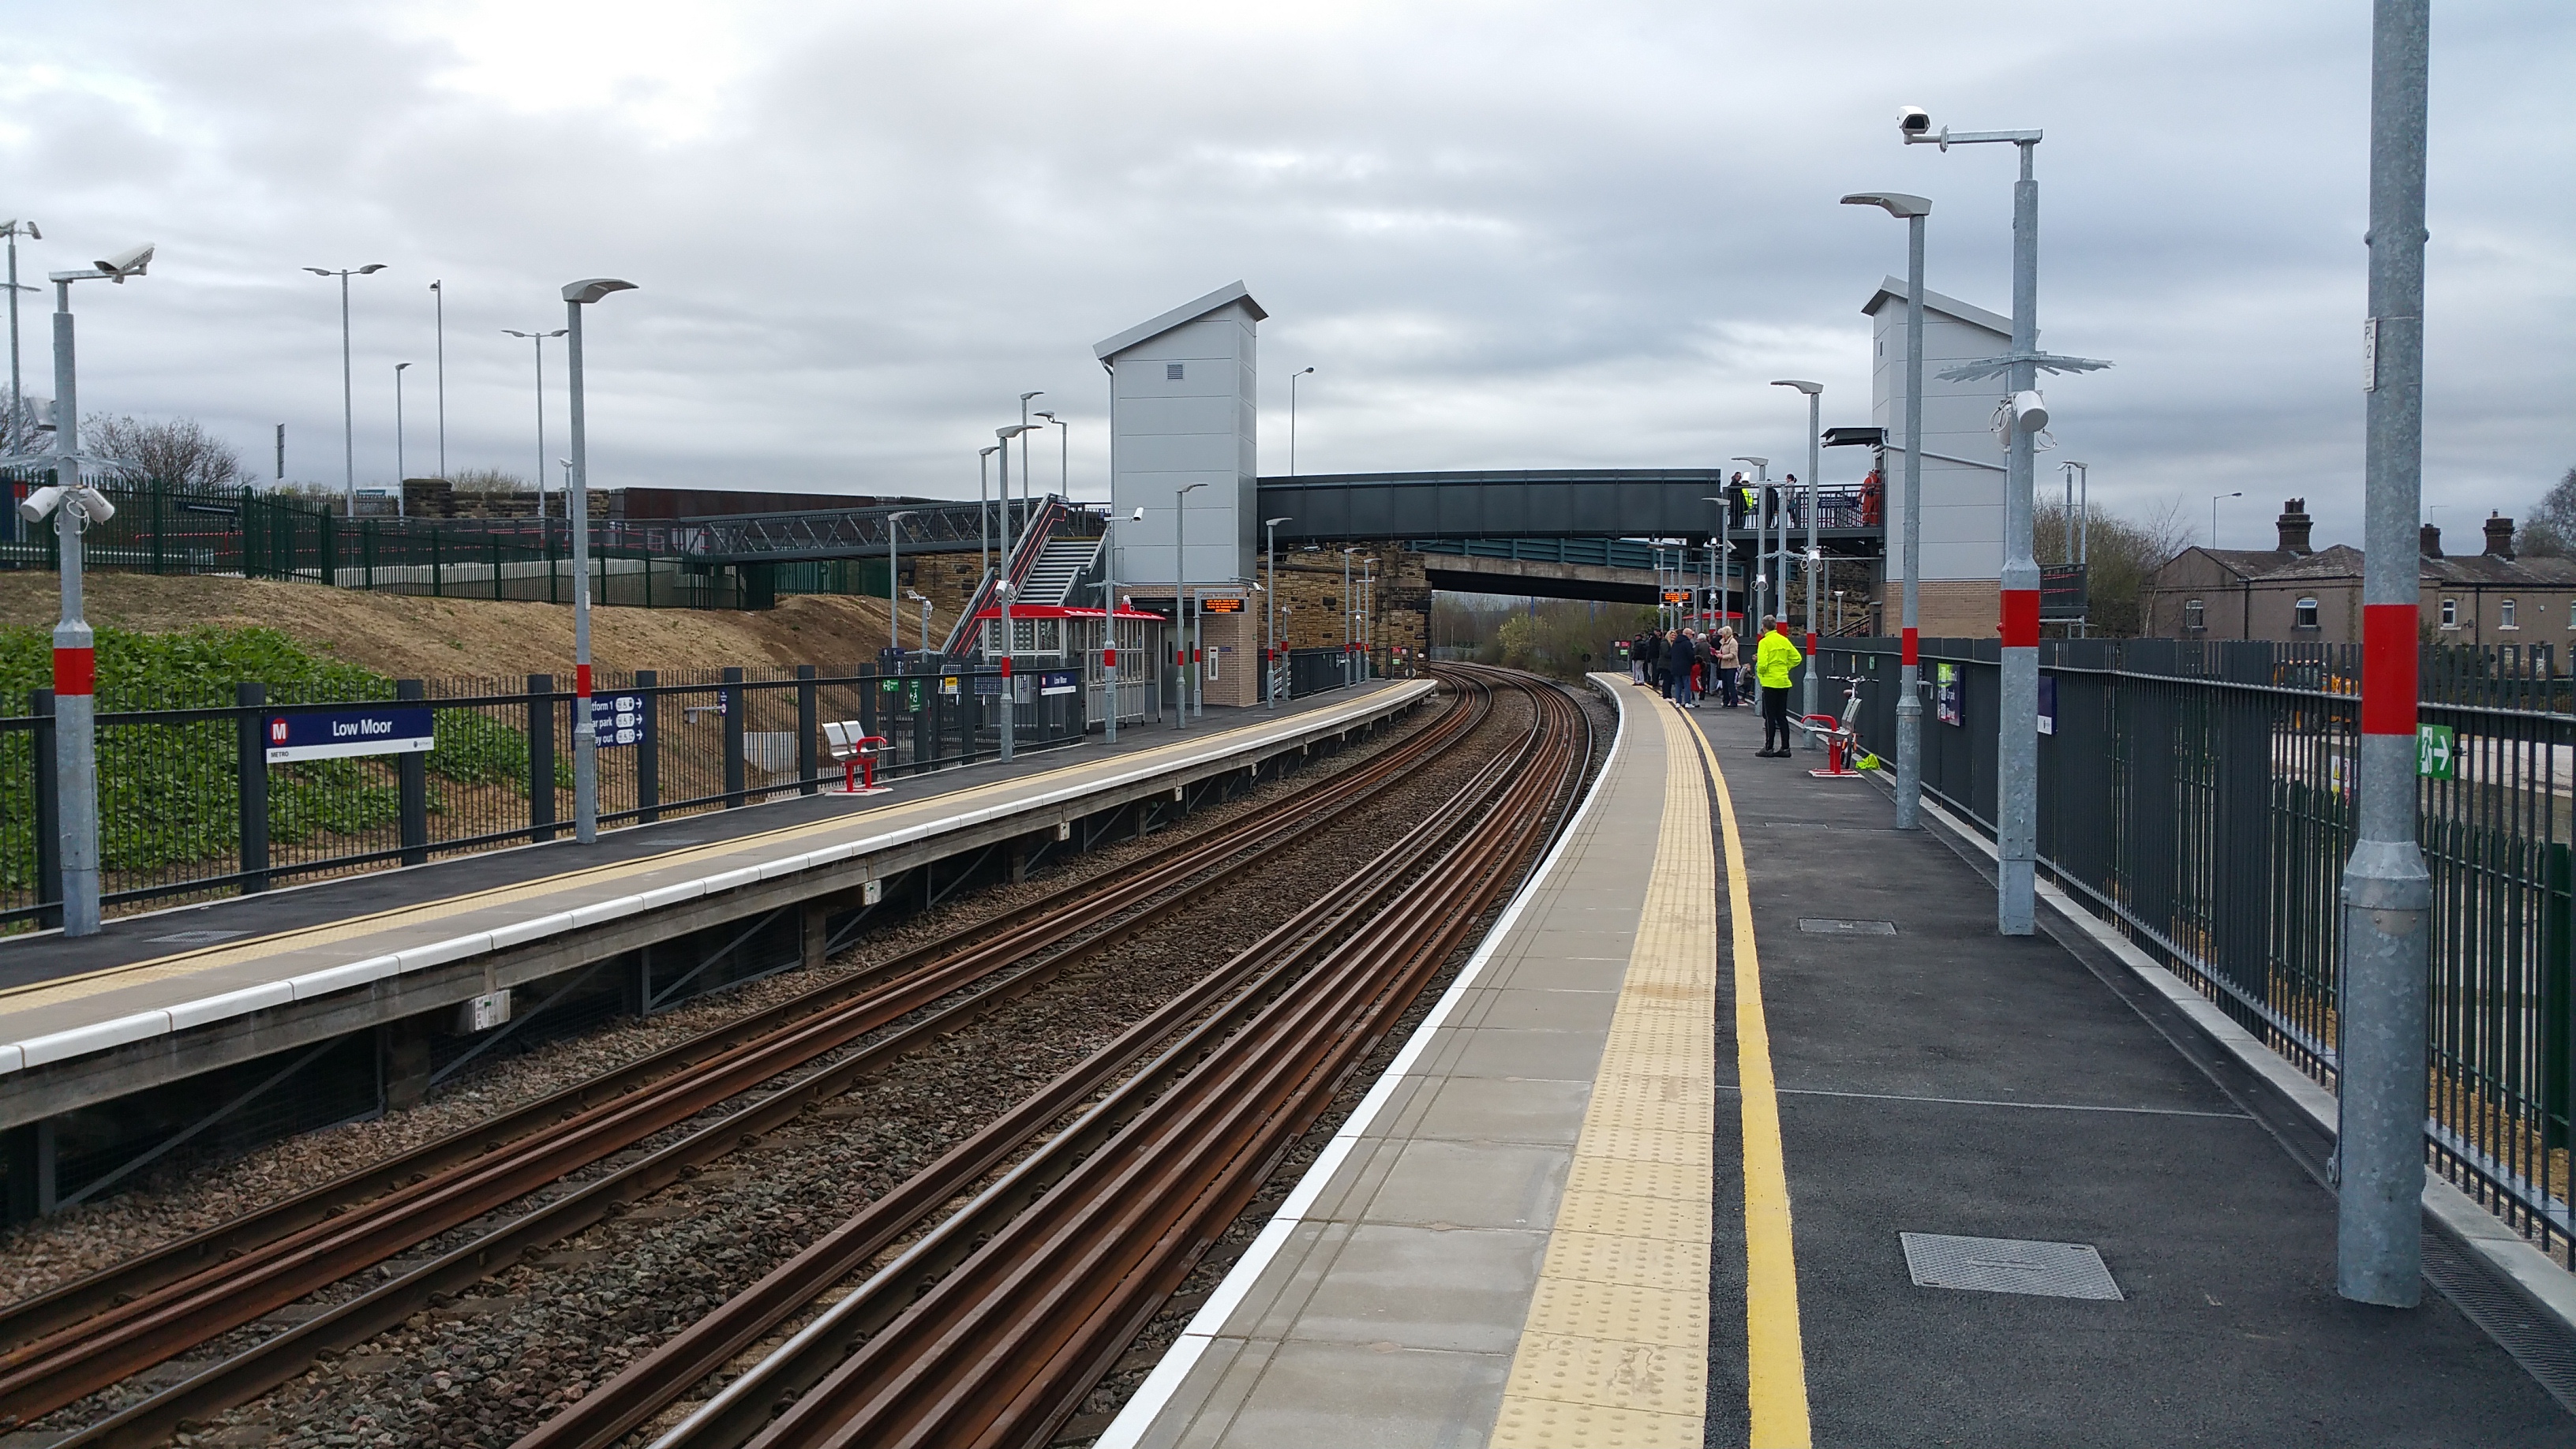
[2,663,1083,928]
[1807,635,2576,1255]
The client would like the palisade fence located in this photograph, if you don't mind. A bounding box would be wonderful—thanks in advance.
[1811,636,2576,1258]
[0,662,1090,930]
[0,475,883,609]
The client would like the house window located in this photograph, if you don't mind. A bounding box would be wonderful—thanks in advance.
[2294,597,2320,630]
[2440,597,2459,629]
[1166,362,1185,381]
[2183,598,2205,632]
[2501,598,2518,629]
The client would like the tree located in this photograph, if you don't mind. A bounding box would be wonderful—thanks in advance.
[2518,466,2576,558]
[2036,496,2192,638]
[84,414,254,489]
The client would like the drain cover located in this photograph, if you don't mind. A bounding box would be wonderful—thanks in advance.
[1798,919,1896,935]
[1900,1233,2122,1300]
[148,929,248,945]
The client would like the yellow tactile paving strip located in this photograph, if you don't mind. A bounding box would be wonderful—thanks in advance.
[0,685,1432,1027]
[1488,701,1717,1449]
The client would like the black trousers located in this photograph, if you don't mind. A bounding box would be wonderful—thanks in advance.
[1762,685,1792,751]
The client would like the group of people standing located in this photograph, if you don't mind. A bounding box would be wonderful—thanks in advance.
[1630,616,1807,757]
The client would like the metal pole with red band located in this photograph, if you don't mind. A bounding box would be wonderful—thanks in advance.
[49,272,103,936]
[1893,210,1929,833]
[2337,0,2432,1309]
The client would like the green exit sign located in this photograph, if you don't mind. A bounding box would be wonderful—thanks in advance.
[2417,723,2456,780]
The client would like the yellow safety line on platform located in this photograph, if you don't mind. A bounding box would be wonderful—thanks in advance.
[1684,709,1812,1446]
[1488,700,1716,1448]
[0,692,1421,1020]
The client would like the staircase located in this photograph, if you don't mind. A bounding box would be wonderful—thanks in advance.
[1021,534,1104,608]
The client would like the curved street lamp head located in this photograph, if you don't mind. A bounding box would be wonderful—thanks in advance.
[1264,515,1292,526]
[979,445,999,458]
[502,328,567,340]
[997,424,1034,440]
[1033,411,1058,423]
[1296,366,1314,376]
[1840,192,1932,219]
[1020,391,1043,403]
[1732,455,1769,467]
[562,277,636,305]
[1770,379,1823,395]
[395,361,411,373]
[1178,481,1209,495]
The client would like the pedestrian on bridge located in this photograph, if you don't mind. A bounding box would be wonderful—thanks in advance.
[1754,614,1803,756]
[1715,626,1742,708]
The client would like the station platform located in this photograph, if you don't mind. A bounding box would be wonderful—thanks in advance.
[1104,677,2576,1447]
[0,680,1434,1132]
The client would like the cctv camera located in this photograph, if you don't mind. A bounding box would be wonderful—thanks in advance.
[1898,106,1932,137]
[2012,391,2050,433]
[17,485,63,522]
[95,244,155,282]
[69,485,115,523]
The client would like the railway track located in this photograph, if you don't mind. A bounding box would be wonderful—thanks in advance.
[0,680,1494,1446]
[517,665,1591,1449]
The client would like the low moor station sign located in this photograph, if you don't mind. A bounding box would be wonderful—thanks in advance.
[266,706,436,763]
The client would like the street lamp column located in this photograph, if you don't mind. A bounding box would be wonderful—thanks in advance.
[305,264,388,518]
[886,512,916,655]
[1839,192,1932,831]
[502,328,567,522]
[1775,381,1825,739]
[3,220,36,451]
[1176,481,1208,728]
[1264,516,1291,707]
[393,361,411,515]
[995,423,1035,759]
[561,276,637,847]
[1289,366,1314,475]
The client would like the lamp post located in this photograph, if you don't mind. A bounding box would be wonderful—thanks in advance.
[1264,515,1291,706]
[1732,457,1769,627]
[885,511,916,653]
[906,590,933,652]
[502,328,567,520]
[1106,504,1140,743]
[977,444,998,585]
[1899,107,2110,936]
[1702,497,1732,630]
[1175,481,1208,728]
[2063,461,2090,637]
[995,423,1035,758]
[305,264,388,518]
[1341,546,1359,685]
[1289,366,1315,475]
[1840,190,1933,832]
[2210,491,2242,548]
[429,280,447,480]
[1774,380,1825,739]
[28,240,154,937]
[560,276,637,847]
[1033,410,1069,498]
[1019,390,1043,517]
[2,220,36,449]
[392,362,411,515]
[2338,0,2433,1309]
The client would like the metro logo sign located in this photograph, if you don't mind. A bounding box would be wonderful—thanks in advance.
[265,707,435,763]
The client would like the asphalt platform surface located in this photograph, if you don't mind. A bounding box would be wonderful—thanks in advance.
[1676,687,2570,1447]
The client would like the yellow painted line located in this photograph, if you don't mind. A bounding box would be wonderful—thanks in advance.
[0,690,1426,1021]
[1490,700,1717,1449]
[1683,706,1813,1447]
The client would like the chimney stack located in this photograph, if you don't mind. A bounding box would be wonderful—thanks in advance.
[2275,498,2313,554]
[2485,511,2516,560]
[2421,523,2443,558]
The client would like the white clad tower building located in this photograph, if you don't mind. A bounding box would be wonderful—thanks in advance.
[1095,281,1266,595]
[1863,277,2012,637]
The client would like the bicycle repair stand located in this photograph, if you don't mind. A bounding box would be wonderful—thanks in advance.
[1802,717,1868,779]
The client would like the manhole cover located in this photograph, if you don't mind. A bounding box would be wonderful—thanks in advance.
[1798,919,1896,935]
[1900,1233,2122,1300]
[148,929,249,945]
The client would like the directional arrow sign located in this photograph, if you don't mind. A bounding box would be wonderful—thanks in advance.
[2417,723,2456,780]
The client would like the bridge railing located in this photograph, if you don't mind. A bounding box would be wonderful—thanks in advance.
[1810,635,2576,1256]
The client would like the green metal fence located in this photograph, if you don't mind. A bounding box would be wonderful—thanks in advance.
[1809,636,2576,1257]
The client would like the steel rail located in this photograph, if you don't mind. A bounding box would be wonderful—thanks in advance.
[655,668,1584,1449]
[3,687,1481,1440]
[515,673,1527,1449]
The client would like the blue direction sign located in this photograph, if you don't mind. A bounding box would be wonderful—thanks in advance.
[1039,670,1078,697]
[590,694,646,747]
[267,706,434,763]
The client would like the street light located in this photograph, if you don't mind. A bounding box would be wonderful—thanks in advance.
[977,444,1000,582]
[1840,189,1932,833]
[1899,105,2110,938]
[1033,410,1069,497]
[305,263,388,518]
[34,240,154,936]
[1264,515,1292,707]
[1105,504,1142,743]
[393,362,412,516]
[886,511,917,653]
[1732,457,1769,627]
[1176,481,1210,728]
[2061,460,2090,638]
[1774,380,1825,741]
[905,590,933,653]
[429,280,447,480]
[501,328,567,520]
[1341,546,1361,685]
[2,220,37,451]
[1018,390,1043,519]
[995,422,1036,759]
[2210,490,2242,548]
[1702,496,1732,630]
[560,275,637,847]
[1289,366,1315,475]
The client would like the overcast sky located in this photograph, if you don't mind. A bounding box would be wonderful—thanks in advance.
[5,1,2567,551]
